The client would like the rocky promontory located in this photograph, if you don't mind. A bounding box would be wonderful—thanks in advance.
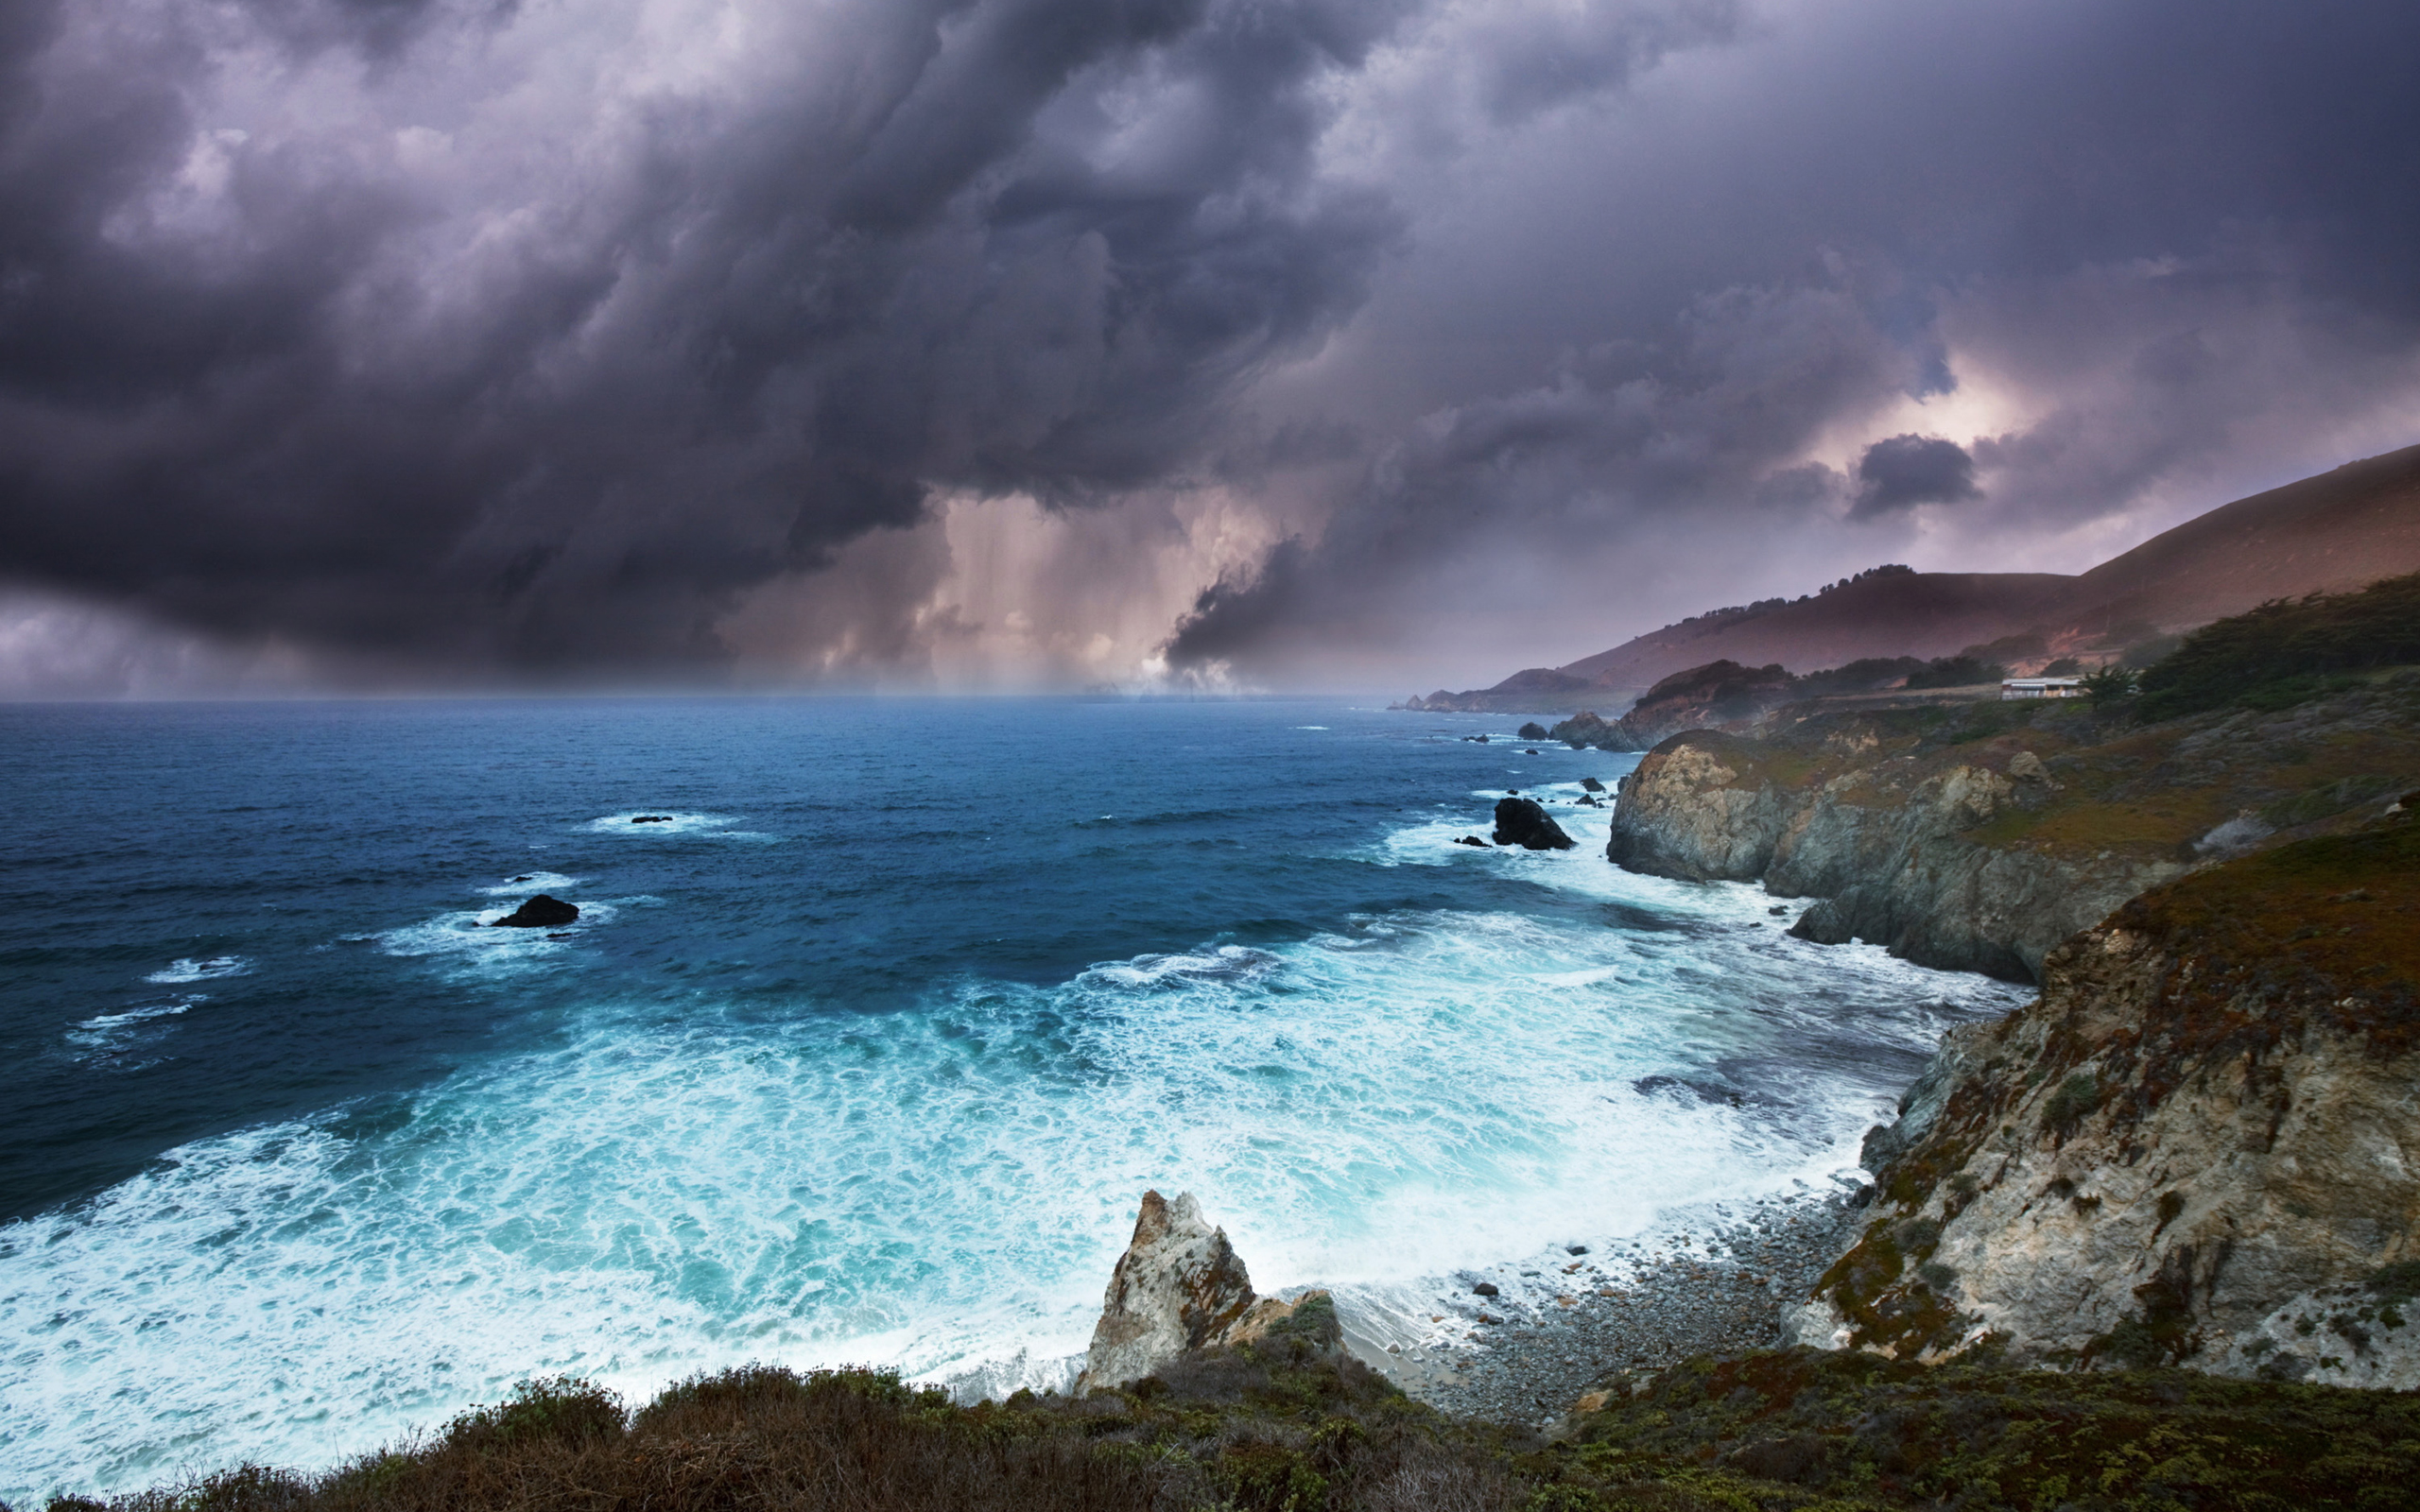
[1605,675,2420,980]
[1795,810,2420,1386]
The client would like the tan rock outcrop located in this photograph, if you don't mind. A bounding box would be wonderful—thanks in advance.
[1075,1190,1260,1392]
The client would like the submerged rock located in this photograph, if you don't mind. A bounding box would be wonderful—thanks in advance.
[493,895,579,927]
[1076,1191,1259,1392]
[1492,796,1576,850]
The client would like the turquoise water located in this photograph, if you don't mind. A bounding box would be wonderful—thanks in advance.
[0,697,2023,1501]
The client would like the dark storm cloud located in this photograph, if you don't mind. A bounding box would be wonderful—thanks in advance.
[5,0,2420,688]
[0,0,1403,671]
[1850,435,1978,519]
[1165,0,2420,675]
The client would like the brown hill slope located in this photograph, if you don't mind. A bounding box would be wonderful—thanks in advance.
[2056,441,2420,635]
[1415,441,2420,713]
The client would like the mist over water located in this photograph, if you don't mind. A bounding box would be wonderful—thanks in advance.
[0,699,2025,1502]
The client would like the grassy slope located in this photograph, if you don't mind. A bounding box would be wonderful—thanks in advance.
[1709,669,2420,870]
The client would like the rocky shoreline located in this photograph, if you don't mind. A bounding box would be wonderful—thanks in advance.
[1385,1189,1868,1424]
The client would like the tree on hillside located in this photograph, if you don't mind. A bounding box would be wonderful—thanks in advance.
[2135,570,2420,717]
[2081,664,2139,708]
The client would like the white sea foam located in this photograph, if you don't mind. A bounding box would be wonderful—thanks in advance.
[0,832,2025,1503]
[375,901,615,973]
[144,956,250,985]
[478,872,579,897]
[583,812,742,836]
[64,999,199,1064]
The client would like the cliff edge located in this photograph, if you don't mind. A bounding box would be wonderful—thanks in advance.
[1794,810,2420,1386]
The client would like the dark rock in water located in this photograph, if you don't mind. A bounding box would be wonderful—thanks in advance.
[493,895,579,928]
[1576,795,1601,807]
[1787,900,1853,946]
[631,815,674,824]
[1768,904,1788,916]
[1454,835,1490,848]
[1567,1245,1588,1255]
[1462,734,1491,744]
[1518,722,1549,741]
[1579,777,1607,794]
[1472,1280,1500,1297]
[509,874,534,883]
[1507,788,1519,795]
[1492,796,1576,850]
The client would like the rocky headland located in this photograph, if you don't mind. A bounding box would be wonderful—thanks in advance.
[1604,673,2420,981]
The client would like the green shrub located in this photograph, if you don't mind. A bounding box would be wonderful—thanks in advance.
[1903,656,2007,691]
[441,1376,624,1452]
[2042,1073,2101,1137]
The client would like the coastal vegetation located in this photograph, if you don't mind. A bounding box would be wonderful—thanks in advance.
[2135,570,2420,718]
[43,1335,2420,1512]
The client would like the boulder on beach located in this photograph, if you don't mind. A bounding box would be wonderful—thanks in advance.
[493,895,579,928]
[1492,797,1576,850]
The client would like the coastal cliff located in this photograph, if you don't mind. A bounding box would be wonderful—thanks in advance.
[1605,676,2420,980]
[1794,812,2420,1386]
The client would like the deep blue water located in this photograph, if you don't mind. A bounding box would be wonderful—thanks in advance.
[0,697,2024,1501]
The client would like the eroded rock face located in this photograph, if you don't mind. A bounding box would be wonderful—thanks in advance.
[1607,730,2182,980]
[1602,735,1787,881]
[1492,796,1575,850]
[1796,819,2420,1386]
[1076,1191,1259,1392]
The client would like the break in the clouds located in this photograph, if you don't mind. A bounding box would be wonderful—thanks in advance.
[1,0,2417,692]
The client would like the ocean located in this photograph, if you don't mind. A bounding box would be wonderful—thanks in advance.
[0,697,2025,1502]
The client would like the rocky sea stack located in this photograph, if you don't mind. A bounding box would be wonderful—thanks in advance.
[1074,1190,1332,1392]
[1491,796,1575,850]
[492,895,579,928]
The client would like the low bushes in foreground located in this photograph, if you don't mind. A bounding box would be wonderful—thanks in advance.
[30,1338,2420,1512]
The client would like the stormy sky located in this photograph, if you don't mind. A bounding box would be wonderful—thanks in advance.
[1,0,2415,695]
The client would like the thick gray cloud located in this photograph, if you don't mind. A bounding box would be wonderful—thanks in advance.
[1,0,2416,690]
[1852,435,1978,519]
[1162,0,2420,681]
[0,0,1401,675]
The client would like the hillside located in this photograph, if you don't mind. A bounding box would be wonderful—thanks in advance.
[2064,442,2420,635]
[1408,441,2420,713]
